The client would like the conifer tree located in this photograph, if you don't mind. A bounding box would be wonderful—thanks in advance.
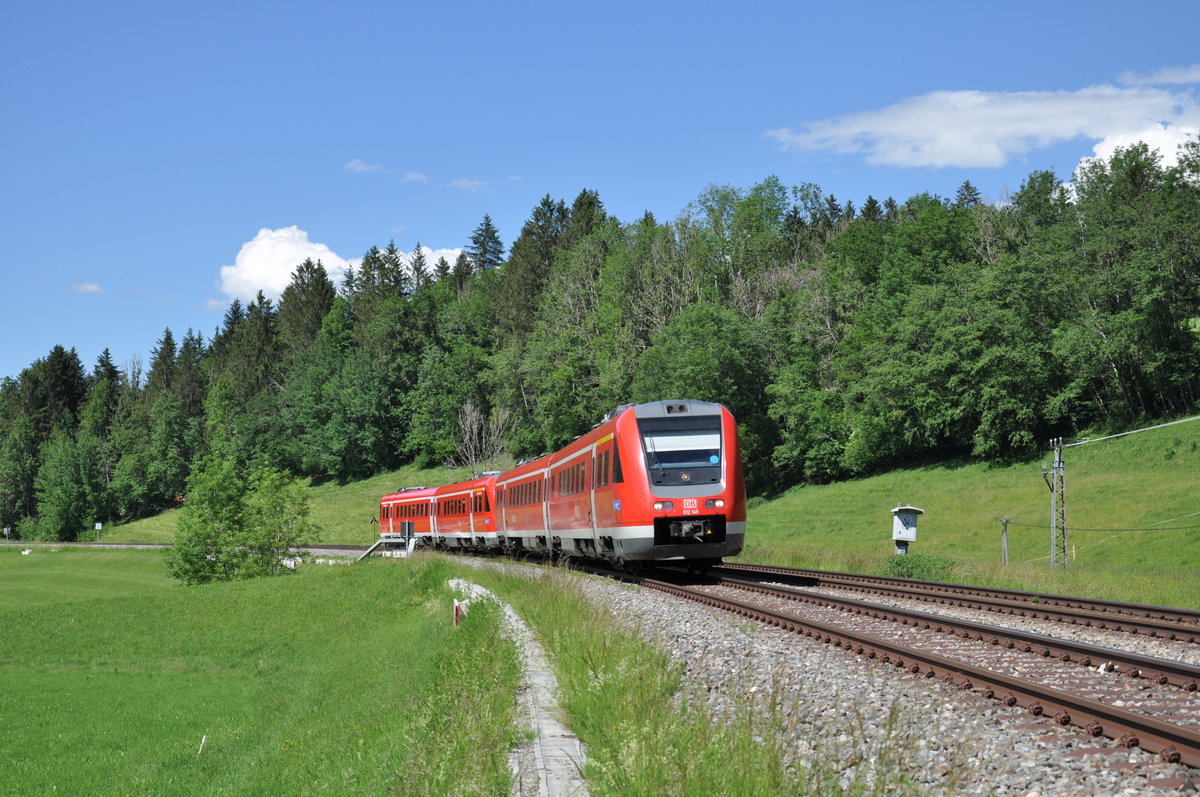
[434,256,451,282]
[144,328,178,402]
[409,243,429,290]
[466,214,504,272]
[955,180,983,207]
[278,258,336,362]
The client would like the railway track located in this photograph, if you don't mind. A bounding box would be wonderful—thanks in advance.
[718,562,1200,643]
[634,568,1200,769]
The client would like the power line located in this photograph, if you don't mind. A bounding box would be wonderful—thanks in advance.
[1007,520,1200,532]
[1063,414,1200,448]
[1036,414,1200,568]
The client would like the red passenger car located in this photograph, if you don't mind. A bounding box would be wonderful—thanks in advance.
[433,473,498,549]
[381,400,746,568]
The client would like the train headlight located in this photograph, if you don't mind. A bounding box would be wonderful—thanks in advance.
[705,499,726,509]
[652,500,674,511]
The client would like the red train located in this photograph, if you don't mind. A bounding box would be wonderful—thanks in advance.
[379,399,746,568]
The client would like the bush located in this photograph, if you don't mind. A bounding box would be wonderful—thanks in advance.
[166,456,318,584]
[882,552,955,582]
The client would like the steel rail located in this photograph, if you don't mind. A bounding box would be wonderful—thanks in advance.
[715,573,1200,693]
[640,577,1200,769]
[719,563,1200,641]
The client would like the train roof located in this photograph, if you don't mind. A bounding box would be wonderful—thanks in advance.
[631,399,724,419]
[380,485,438,501]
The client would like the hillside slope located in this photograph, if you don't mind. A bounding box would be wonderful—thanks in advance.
[746,418,1200,607]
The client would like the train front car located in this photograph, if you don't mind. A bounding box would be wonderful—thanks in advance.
[609,399,746,567]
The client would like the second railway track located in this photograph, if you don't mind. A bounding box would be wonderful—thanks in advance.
[719,562,1200,642]
[634,566,1200,770]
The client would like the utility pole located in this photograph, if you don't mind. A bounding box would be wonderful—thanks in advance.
[1001,518,1009,565]
[1041,438,1067,568]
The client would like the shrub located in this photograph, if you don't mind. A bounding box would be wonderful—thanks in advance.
[883,552,955,581]
[166,456,317,584]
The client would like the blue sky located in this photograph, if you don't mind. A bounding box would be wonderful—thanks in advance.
[3,0,1199,381]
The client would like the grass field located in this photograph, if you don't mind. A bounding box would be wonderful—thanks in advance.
[2,550,854,794]
[0,555,520,795]
[0,547,172,608]
[745,418,1200,608]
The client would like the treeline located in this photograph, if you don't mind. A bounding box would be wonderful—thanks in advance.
[2,141,1198,540]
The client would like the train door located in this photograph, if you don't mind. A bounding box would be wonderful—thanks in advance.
[588,446,598,536]
[592,435,616,530]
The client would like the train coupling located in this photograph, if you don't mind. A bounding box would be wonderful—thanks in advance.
[654,515,727,545]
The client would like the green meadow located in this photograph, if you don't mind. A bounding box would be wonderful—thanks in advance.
[0,547,172,607]
[0,553,519,795]
[745,419,1200,608]
[2,549,921,794]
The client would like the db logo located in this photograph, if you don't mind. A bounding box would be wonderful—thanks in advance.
[683,499,697,509]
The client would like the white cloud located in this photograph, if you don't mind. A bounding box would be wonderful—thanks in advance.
[72,282,103,294]
[404,171,429,183]
[218,226,353,303]
[1119,64,1200,86]
[449,177,488,191]
[768,83,1200,169]
[1088,122,1198,165]
[344,158,389,174]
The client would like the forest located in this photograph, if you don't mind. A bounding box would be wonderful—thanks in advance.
[2,140,1198,541]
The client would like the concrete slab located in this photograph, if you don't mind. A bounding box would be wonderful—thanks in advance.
[449,578,589,797]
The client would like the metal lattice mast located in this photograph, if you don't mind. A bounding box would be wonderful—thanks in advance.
[1042,438,1068,568]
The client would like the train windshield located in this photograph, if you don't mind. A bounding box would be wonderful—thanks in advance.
[638,415,723,471]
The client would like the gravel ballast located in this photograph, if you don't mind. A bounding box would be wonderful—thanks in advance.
[461,558,1198,795]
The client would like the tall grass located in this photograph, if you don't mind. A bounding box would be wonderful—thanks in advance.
[0,556,519,795]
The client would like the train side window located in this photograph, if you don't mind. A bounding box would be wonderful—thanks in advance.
[612,444,624,483]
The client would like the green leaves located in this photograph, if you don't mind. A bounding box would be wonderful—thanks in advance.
[166,458,317,585]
